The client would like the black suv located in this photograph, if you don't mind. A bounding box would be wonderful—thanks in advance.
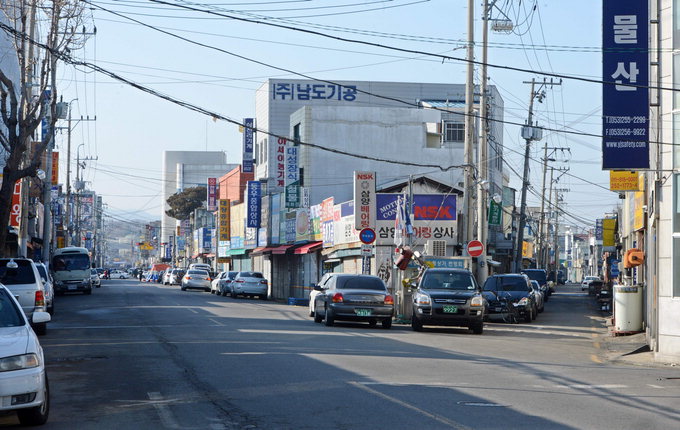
[482,274,536,323]
[411,268,485,334]
[521,269,552,297]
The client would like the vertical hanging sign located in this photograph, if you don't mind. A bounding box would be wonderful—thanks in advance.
[207,178,217,211]
[242,118,255,173]
[285,144,300,208]
[218,199,231,241]
[353,171,376,230]
[9,180,21,228]
[247,181,261,228]
[51,151,59,185]
[602,0,649,169]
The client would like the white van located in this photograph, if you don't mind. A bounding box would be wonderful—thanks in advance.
[52,247,92,295]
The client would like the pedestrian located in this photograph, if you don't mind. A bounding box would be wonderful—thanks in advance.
[138,270,144,282]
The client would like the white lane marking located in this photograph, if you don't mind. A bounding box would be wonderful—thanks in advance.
[208,318,224,326]
[239,329,393,337]
[148,391,182,429]
[349,381,473,430]
[648,384,665,389]
[555,384,627,389]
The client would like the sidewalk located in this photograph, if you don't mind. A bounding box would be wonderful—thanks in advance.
[601,317,678,367]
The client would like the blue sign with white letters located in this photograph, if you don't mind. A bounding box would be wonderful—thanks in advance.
[602,0,649,169]
[246,181,261,228]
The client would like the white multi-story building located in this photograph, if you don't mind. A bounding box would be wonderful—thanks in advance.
[254,79,505,205]
[160,151,237,249]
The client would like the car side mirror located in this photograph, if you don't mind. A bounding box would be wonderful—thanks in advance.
[313,285,322,291]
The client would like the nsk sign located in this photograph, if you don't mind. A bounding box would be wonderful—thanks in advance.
[376,194,457,221]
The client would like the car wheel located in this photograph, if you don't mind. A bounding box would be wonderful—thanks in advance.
[181,287,186,291]
[324,306,335,326]
[314,307,323,323]
[17,375,49,426]
[524,308,533,323]
[368,319,377,327]
[260,294,267,300]
[231,290,238,298]
[411,312,423,332]
[211,289,215,294]
[532,305,538,320]
[309,305,315,318]
[84,288,92,295]
[204,288,210,293]
[33,322,47,336]
[470,322,484,335]
[381,318,392,329]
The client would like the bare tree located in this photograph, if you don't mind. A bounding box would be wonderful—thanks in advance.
[0,0,90,255]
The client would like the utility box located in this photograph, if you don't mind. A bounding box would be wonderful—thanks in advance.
[614,284,643,333]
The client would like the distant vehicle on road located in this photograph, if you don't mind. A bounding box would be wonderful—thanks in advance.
[483,274,536,323]
[312,274,393,329]
[231,271,268,300]
[51,247,92,295]
[181,270,211,292]
[581,276,600,291]
[90,268,101,288]
[110,270,129,279]
[0,285,50,425]
[34,262,55,316]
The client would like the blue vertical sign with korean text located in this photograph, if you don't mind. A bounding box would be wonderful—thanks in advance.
[242,118,255,173]
[247,181,261,228]
[602,0,649,169]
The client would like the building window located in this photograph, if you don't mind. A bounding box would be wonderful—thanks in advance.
[444,122,464,142]
[675,55,680,109]
[293,123,301,144]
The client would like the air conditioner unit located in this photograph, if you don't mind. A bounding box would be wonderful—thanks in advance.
[427,240,447,257]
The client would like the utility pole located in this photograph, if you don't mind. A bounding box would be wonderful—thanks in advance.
[538,145,569,268]
[553,188,569,278]
[514,79,538,272]
[463,0,475,251]
[476,0,491,285]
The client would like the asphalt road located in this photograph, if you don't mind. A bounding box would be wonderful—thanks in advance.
[2,280,679,429]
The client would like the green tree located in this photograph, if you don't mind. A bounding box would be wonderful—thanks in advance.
[165,186,207,221]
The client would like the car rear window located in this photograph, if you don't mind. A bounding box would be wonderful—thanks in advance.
[188,270,208,275]
[0,260,37,285]
[337,277,386,291]
[228,272,239,279]
[0,289,24,327]
[53,254,89,271]
[521,270,547,284]
[237,272,263,278]
[421,271,476,290]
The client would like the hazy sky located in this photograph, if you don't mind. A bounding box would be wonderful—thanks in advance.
[55,0,613,232]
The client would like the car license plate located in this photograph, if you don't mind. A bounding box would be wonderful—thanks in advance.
[68,285,77,290]
[494,307,503,312]
[443,305,458,313]
[355,309,372,317]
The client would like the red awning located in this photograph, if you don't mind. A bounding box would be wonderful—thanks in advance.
[271,244,295,254]
[293,241,323,254]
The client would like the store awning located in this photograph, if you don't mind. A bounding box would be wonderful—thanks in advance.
[250,247,269,255]
[293,241,323,254]
[226,249,247,256]
[271,244,295,254]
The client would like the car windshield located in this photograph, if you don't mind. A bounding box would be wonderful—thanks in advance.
[421,272,476,290]
[0,260,37,285]
[228,272,238,279]
[0,289,24,327]
[337,277,386,291]
[498,277,529,291]
[36,265,47,279]
[53,254,89,271]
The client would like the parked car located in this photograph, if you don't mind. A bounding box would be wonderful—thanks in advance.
[312,274,394,329]
[0,258,49,335]
[482,274,536,323]
[521,268,551,297]
[0,285,50,426]
[110,270,130,279]
[189,263,212,272]
[211,271,238,295]
[231,271,269,299]
[410,268,485,334]
[90,268,101,288]
[163,269,185,285]
[309,272,334,317]
[34,263,55,316]
[581,275,600,291]
[181,270,212,292]
[530,280,545,313]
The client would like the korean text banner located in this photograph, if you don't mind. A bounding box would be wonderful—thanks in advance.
[602,0,649,169]
[246,181,261,228]
[242,118,255,173]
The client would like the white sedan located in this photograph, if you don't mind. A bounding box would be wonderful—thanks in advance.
[111,270,130,279]
[0,285,50,426]
[581,276,600,291]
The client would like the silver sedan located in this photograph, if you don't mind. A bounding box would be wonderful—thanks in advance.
[181,270,212,292]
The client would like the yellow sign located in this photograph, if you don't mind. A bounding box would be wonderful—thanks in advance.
[139,242,154,251]
[610,170,641,191]
[522,241,534,258]
[602,218,616,246]
[218,199,231,241]
[634,191,645,231]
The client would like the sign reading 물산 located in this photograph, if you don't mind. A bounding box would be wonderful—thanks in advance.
[207,178,217,211]
[353,171,376,230]
[602,0,649,169]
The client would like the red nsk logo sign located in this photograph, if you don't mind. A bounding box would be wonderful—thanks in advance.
[356,173,374,180]
[413,206,454,220]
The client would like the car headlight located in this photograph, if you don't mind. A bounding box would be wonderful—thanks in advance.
[0,354,40,372]
[517,297,529,306]
[470,296,484,307]
[415,292,431,306]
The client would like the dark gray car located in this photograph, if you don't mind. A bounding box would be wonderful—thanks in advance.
[313,274,394,329]
[411,268,485,334]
